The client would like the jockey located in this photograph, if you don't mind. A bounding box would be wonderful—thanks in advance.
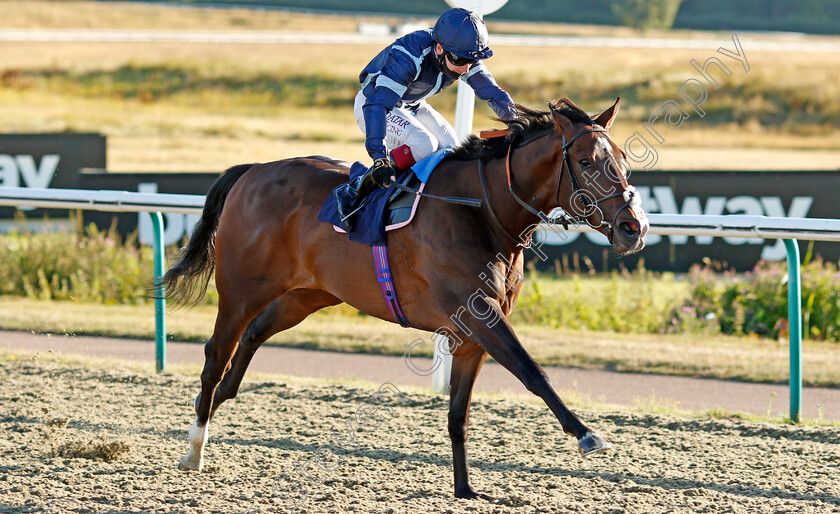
[334,7,518,231]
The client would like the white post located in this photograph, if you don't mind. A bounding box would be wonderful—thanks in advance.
[441,0,509,391]
[448,0,511,141]
[431,333,453,394]
[453,80,476,142]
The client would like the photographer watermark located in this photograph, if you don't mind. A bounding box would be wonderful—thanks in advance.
[267,382,406,509]
[403,218,579,377]
[624,33,750,170]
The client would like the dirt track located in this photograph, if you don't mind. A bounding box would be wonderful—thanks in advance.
[2,356,840,513]
[5,330,840,421]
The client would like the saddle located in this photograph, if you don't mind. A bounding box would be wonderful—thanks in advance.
[387,172,425,226]
[317,148,450,246]
[328,168,425,234]
[316,148,452,329]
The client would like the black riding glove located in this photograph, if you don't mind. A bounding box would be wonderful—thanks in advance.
[370,157,394,188]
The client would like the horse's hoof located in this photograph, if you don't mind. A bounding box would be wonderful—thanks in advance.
[578,431,612,457]
[178,456,203,471]
[454,487,495,501]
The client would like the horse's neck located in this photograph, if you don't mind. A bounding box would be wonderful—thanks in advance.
[481,137,557,247]
[428,137,556,251]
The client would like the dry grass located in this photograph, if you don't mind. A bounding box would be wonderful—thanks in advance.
[0,2,838,171]
[652,146,840,171]
[0,0,371,31]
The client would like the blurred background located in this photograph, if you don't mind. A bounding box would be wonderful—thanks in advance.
[0,1,839,355]
[1,0,838,172]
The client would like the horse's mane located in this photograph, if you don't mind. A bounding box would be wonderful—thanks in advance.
[448,97,594,161]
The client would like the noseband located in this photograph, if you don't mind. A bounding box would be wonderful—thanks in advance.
[478,126,638,247]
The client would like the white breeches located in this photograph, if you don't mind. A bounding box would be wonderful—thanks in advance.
[354,90,459,162]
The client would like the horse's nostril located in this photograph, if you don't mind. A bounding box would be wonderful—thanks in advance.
[620,221,640,238]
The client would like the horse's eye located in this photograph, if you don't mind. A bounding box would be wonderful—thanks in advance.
[579,159,591,168]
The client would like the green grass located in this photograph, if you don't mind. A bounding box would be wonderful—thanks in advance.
[512,269,690,333]
[10,219,838,344]
[2,65,360,110]
[2,222,840,386]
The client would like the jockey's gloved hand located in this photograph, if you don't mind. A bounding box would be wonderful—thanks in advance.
[370,157,394,188]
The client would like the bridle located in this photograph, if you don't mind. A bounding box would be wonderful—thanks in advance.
[556,127,638,232]
[478,125,638,248]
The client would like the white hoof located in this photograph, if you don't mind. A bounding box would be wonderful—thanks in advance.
[178,455,203,471]
[181,416,209,471]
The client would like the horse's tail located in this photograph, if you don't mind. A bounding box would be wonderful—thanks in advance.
[161,163,256,307]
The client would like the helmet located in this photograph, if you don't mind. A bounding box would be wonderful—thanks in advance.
[431,8,493,60]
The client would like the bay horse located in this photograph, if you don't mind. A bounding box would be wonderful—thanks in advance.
[165,97,649,500]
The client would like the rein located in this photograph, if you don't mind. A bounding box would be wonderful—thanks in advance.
[479,125,638,248]
[390,180,480,208]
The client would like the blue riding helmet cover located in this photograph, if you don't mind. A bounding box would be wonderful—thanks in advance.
[432,8,493,60]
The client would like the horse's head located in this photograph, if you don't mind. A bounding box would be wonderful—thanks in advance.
[547,97,649,254]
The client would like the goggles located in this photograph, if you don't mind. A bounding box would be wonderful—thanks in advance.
[443,50,477,67]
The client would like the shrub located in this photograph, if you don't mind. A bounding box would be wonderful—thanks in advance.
[0,215,156,304]
[511,268,687,334]
[670,259,840,341]
[3,217,836,343]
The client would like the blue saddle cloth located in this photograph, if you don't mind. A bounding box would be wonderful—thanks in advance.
[318,148,451,246]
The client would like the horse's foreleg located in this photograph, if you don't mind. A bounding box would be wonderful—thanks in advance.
[210,290,341,419]
[447,342,489,500]
[463,303,611,457]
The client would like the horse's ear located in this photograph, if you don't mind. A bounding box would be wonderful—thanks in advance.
[594,97,621,130]
[549,102,574,135]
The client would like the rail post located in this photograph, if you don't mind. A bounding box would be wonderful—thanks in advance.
[151,212,167,372]
[784,239,802,422]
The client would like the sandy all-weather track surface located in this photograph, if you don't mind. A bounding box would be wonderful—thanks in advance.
[2,358,840,513]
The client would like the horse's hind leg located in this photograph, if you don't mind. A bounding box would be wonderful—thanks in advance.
[209,289,341,419]
[179,293,276,471]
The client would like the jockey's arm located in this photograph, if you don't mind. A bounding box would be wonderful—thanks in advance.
[362,102,391,161]
[464,63,518,121]
[361,48,419,160]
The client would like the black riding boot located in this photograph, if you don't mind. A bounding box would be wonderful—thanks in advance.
[333,168,379,232]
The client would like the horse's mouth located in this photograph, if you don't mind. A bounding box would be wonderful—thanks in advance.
[610,216,648,254]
